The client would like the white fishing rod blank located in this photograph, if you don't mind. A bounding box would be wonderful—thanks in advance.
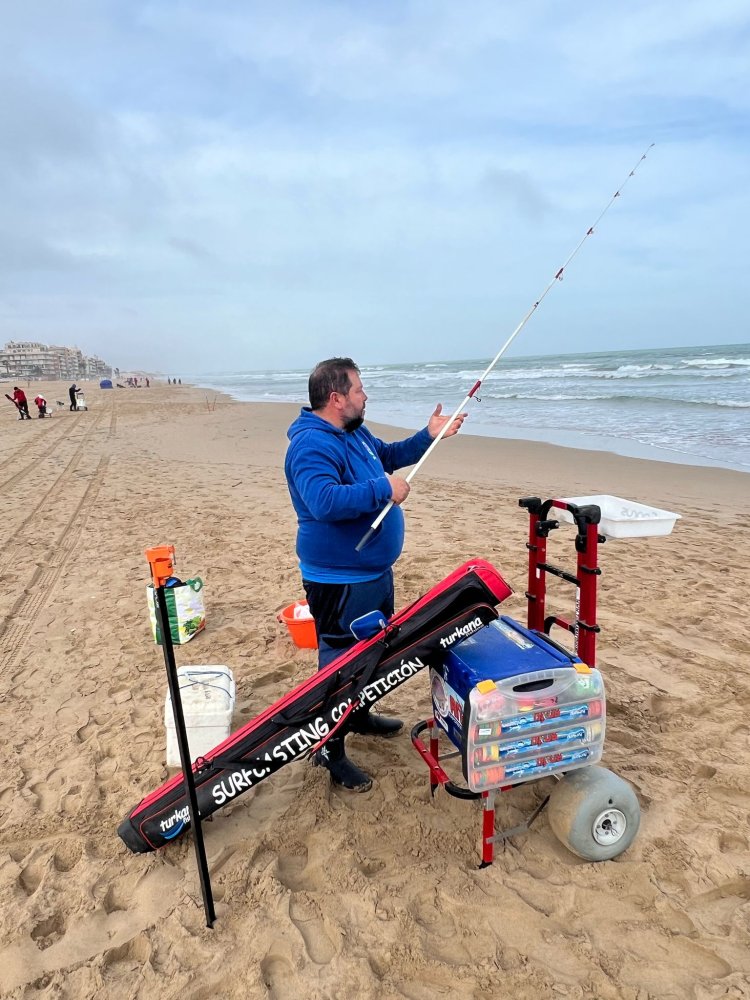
[355,144,654,552]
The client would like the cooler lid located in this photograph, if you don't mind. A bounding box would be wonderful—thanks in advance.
[165,666,235,716]
[444,616,577,684]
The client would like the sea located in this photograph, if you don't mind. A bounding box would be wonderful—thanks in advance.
[191,343,750,474]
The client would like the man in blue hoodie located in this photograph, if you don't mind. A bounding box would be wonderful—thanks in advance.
[285,357,466,791]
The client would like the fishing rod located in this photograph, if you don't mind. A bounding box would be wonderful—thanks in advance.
[356,143,654,552]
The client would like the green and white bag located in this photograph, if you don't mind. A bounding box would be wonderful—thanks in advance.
[147,578,206,645]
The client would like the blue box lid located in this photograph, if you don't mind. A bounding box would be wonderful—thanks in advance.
[443,616,578,691]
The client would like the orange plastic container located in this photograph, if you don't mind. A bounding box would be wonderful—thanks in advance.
[277,600,318,649]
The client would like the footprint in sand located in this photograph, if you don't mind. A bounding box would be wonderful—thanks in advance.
[718,830,748,853]
[688,876,750,937]
[52,840,82,873]
[18,855,47,897]
[260,943,296,1000]
[276,847,312,892]
[409,891,472,967]
[76,711,108,743]
[648,693,673,720]
[693,763,717,779]
[102,882,130,914]
[357,856,386,878]
[706,783,750,808]
[61,783,83,816]
[622,927,733,987]
[30,912,67,951]
[288,895,337,964]
[95,756,119,779]
[55,705,89,733]
[605,726,640,750]
[258,663,299,687]
[101,933,152,984]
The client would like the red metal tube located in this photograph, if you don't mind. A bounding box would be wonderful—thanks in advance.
[576,522,599,666]
[481,791,495,866]
[526,512,547,633]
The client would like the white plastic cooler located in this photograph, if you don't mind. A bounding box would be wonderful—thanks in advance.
[165,666,235,767]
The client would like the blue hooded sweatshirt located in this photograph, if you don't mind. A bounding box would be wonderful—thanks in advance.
[285,408,433,583]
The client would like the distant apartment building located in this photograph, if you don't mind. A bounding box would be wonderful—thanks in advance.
[82,354,111,379]
[0,340,112,380]
[0,341,54,378]
[51,345,85,380]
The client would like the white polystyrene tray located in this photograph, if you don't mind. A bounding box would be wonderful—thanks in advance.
[556,495,681,539]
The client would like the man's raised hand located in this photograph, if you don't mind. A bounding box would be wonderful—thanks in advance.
[427,403,467,440]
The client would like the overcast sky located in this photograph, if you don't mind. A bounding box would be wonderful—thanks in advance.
[1,1,748,373]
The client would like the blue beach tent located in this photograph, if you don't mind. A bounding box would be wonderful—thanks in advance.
[100,379,113,389]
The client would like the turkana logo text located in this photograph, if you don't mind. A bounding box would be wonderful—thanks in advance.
[160,805,190,833]
[439,616,484,648]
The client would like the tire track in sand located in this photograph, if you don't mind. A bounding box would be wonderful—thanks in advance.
[0,407,115,672]
[0,407,109,578]
[0,418,73,493]
[0,456,110,671]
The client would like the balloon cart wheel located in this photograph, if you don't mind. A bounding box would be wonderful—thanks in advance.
[547,765,640,861]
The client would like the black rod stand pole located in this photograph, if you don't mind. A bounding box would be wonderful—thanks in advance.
[155,583,216,928]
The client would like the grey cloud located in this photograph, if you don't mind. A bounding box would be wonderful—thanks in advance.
[479,168,554,221]
[0,70,103,176]
[0,229,81,272]
[168,236,214,260]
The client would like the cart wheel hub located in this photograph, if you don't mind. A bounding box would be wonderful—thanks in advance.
[592,807,627,846]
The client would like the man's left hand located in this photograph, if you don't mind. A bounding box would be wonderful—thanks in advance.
[427,403,467,440]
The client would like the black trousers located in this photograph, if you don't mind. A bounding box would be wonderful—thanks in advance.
[303,569,395,669]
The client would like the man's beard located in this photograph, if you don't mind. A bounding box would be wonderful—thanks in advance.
[343,414,365,432]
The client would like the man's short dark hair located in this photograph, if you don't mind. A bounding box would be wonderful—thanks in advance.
[308,358,360,410]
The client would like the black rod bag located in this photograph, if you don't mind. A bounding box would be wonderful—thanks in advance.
[118,559,512,853]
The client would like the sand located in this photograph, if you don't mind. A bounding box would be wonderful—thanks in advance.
[0,380,748,1000]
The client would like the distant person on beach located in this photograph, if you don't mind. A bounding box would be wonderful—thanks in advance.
[68,383,78,410]
[12,387,31,419]
[33,394,47,418]
[284,357,466,792]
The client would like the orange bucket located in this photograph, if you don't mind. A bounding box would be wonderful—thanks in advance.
[277,600,318,649]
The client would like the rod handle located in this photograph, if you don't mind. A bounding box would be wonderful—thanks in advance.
[355,522,380,552]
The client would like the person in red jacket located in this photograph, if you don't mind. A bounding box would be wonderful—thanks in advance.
[12,387,31,420]
[33,394,47,418]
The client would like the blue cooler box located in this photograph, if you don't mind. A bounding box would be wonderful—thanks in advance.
[430,617,606,791]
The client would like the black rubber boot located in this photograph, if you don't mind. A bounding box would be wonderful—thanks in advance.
[314,735,372,792]
[349,708,404,739]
